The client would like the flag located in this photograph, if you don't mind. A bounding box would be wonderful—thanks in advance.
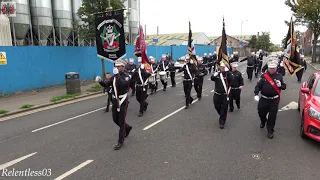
[95,9,126,62]
[216,18,230,69]
[188,21,197,66]
[283,17,303,76]
[134,25,152,72]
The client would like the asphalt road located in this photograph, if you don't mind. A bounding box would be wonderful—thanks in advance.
[1,59,320,180]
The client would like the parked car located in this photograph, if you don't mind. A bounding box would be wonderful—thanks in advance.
[174,56,186,69]
[298,72,320,142]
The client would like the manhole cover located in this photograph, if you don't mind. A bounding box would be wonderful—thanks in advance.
[252,154,261,160]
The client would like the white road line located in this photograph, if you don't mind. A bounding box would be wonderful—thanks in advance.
[143,99,199,130]
[0,152,37,170]
[54,160,93,180]
[31,107,106,133]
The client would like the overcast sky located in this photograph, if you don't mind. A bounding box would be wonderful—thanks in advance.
[140,0,307,45]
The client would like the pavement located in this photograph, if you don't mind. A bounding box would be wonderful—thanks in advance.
[0,59,320,180]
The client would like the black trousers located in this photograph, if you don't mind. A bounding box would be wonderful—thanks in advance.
[149,81,158,93]
[258,98,279,133]
[229,89,241,110]
[247,67,254,80]
[183,81,193,106]
[130,80,136,95]
[213,93,228,125]
[170,72,176,86]
[208,62,213,73]
[112,97,131,144]
[106,93,112,111]
[255,62,262,77]
[160,79,167,90]
[194,78,204,98]
[136,86,148,113]
[296,69,304,81]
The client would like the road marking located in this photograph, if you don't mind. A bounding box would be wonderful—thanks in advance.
[0,152,37,170]
[54,160,93,180]
[143,99,199,130]
[278,101,298,112]
[31,107,106,133]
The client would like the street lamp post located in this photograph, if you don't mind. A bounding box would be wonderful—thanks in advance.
[241,20,248,40]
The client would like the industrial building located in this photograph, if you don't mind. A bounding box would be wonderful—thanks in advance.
[0,0,140,46]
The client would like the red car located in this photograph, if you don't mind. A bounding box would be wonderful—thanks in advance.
[298,72,320,142]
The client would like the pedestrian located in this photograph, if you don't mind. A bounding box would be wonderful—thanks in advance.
[254,60,286,139]
[179,56,197,109]
[125,58,137,97]
[211,62,234,129]
[229,62,244,112]
[159,54,169,91]
[101,72,112,112]
[132,63,150,117]
[194,57,208,100]
[296,54,307,83]
[240,52,257,81]
[95,59,132,150]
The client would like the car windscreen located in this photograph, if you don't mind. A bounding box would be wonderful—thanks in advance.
[314,79,320,96]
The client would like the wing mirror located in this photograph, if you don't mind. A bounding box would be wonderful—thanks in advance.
[301,88,310,94]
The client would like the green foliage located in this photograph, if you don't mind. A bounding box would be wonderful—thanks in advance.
[76,0,125,41]
[269,44,280,52]
[248,32,272,51]
[50,93,81,102]
[87,83,104,92]
[20,104,34,109]
[0,110,9,114]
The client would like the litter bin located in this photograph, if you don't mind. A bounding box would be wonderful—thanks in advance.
[65,72,81,94]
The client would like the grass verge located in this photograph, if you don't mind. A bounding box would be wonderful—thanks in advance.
[0,110,9,114]
[20,104,34,109]
[50,93,81,103]
[87,83,104,92]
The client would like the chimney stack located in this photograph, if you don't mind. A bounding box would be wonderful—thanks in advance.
[257,32,260,39]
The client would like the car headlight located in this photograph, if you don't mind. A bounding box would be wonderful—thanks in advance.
[308,107,320,120]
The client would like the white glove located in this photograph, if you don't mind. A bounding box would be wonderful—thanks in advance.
[141,64,145,69]
[113,68,119,75]
[213,72,219,77]
[276,80,281,87]
[254,95,259,102]
[280,62,284,67]
[129,74,132,78]
[95,76,101,82]
[190,60,194,64]
[239,86,243,89]
[131,69,135,72]
[200,73,204,76]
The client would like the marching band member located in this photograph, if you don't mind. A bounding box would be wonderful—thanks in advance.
[95,59,132,150]
[211,62,234,129]
[254,60,286,139]
[203,53,208,67]
[159,54,169,91]
[240,52,257,81]
[229,62,244,112]
[194,57,208,100]
[102,72,113,112]
[179,56,197,109]
[125,58,137,96]
[149,56,159,94]
[132,63,150,117]
[168,59,176,87]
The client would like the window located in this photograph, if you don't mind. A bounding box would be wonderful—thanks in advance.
[314,79,320,96]
[307,74,316,90]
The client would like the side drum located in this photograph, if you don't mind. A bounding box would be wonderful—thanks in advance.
[159,71,167,81]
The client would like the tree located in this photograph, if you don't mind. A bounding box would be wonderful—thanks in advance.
[281,30,300,48]
[248,35,257,48]
[269,44,280,52]
[256,32,272,51]
[76,0,124,42]
[285,0,320,63]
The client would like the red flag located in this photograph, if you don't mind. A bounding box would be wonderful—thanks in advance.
[134,25,152,73]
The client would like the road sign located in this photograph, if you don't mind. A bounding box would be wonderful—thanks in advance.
[152,38,158,43]
[0,52,7,65]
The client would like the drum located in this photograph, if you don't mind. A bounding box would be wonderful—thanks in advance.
[159,71,167,81]
[148,73,155,83]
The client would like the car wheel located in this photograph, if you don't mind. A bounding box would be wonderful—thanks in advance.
[298,96,300,112]
[300,113,307,139]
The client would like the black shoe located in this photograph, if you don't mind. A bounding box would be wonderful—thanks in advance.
[260,122,266,128]
[114,143,122,150]
[172,85,176,87]
[144,103,148,111]
[105,108,109,112]
[185,105,189,109]
[198,97,201,101]
[138,112,143,117]
[131,93,135,97]
[267,133,274,139]
[150,91,153,95]
[229,109,233,112]
[190,97,194,104]
[125,126,132,137]
[220,124,224,129]
[237,104,240,109]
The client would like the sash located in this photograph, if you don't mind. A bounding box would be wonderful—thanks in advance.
[138,68,148,90]
[263,73,280,98]
[162,61,165,71]
[220,72,230,100]
[113,77,120,112]
[186,64,192,80]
